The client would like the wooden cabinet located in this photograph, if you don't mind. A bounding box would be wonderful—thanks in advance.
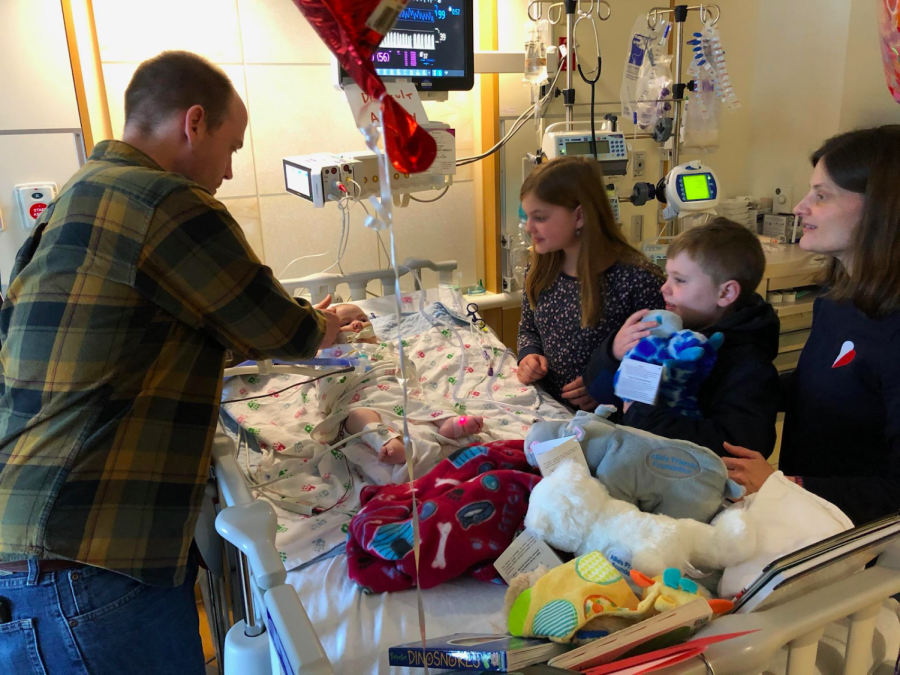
[757,246,828,373]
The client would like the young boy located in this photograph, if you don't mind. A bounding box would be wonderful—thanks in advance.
[584,218,780,457]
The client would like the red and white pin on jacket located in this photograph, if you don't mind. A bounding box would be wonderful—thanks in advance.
[832,341,856,369]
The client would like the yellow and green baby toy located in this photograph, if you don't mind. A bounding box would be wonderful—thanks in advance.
[506,553,733,644]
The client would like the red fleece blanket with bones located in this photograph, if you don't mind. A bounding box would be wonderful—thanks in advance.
[346,440,541,592]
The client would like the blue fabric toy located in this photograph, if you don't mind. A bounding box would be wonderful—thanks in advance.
[615,310,724,418]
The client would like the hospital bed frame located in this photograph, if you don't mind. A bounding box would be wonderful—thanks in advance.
[278,257,459,305]
[197,260,900,675]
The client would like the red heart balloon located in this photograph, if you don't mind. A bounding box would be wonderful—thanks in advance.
[291,0,437,174]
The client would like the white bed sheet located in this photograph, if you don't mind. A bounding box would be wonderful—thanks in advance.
[287,552,508,675]
[220,290,569,571]
[286,554,900,675]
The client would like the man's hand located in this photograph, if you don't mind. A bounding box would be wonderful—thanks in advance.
[313,294,333,311]
[612,309,659,361]
[561,376,599,411]
[318,308,341,349]
[722,442,775,496]
[517,354,548,384]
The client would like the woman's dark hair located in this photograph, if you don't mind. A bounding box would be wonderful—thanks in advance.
[812,125,900,318]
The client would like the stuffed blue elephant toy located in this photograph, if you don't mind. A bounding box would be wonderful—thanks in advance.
[614,310,724,418]
[525,406,745,523]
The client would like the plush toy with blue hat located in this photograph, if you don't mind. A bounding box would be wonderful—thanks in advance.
[614,310,724,418]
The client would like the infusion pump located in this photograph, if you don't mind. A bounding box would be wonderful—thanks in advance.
[541,122,629,176]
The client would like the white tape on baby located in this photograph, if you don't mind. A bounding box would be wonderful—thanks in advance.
[359,422,400,454]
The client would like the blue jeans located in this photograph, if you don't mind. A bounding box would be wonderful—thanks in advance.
[0,559,205,675]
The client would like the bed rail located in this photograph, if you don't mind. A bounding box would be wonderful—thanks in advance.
[668,540,900,675]
[278,258,458,304]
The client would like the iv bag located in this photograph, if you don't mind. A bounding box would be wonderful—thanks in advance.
[634,54,673,131]
[524,19,551,85]
[681,75,720,153]
[621,14,668,120]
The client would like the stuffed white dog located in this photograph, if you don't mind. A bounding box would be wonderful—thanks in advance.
[525,460,757,578]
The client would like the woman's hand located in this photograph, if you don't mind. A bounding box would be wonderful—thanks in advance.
[612,309,659,361]
[517,354,549,384]
[561,377,599,411]
[721,442,775,496]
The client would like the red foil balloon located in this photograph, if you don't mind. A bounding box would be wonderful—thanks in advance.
[291,0,437,174]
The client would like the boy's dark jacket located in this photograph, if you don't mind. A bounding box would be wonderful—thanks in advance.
[583,294,780,457]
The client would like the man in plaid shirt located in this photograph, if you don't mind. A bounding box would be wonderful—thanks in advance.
[0,51,340,673]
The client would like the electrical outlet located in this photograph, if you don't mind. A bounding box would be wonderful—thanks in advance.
[631,214,644,241]
[633,152,646,178]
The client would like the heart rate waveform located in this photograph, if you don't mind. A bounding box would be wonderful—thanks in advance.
[381,31,436,51]
[398,7,436,23]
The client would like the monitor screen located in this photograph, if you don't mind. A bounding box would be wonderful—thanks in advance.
[563,139,611,156]
[366,0,473,91]
[681,173,712,201]
[284,163,312,199]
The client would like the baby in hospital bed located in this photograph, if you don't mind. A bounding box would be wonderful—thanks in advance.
[321,302,484,469]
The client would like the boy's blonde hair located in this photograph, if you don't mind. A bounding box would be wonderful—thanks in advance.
[667,218,766,302]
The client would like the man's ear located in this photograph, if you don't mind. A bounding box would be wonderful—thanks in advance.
[183,104,207,148]
[717,280,741,308]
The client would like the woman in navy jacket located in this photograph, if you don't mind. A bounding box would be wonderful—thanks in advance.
[723,126,900,526]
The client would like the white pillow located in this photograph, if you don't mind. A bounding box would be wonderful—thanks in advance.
[716,471,854,598]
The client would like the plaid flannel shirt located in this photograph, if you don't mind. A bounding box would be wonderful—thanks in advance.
[0,141,325,586]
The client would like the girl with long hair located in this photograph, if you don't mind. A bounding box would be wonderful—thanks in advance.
[516,157,664,408]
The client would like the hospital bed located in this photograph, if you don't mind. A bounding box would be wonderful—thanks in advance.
[197,259,900,675]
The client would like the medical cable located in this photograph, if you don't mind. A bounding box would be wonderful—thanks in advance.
[228,414,359,516]
[406,267,546,421]
[376,231,391,267]
[221,367,353,404]
[574,11,602,160]
[408,186,450,203]
[455,66,563,166]
[279,251,330,278]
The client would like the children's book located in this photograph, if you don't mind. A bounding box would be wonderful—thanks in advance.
[388,633,570,672]
[581,631,757,675]
[547,598,712,671]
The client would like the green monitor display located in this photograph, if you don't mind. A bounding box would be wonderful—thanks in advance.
[681,174,712,201]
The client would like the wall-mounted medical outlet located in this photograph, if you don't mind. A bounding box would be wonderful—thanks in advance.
[772,186,794,215]
[631,214,644,242]
[633,151,646,178]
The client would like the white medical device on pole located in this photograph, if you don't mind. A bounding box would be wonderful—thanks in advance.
[662,161,719,219]
[540,122,629,174]
[632,161,720,266]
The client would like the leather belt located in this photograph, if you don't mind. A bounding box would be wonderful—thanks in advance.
[0,560,84,574]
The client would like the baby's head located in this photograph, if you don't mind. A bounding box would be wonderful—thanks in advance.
[328,303,378,343]
[663,218,766,330]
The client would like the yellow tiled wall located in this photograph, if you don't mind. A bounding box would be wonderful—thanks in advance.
[91,0,478,286]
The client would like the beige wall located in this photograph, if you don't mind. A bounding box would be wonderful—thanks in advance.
[91,0,479,287]
[735,0,900,208]
[84,0,900,286]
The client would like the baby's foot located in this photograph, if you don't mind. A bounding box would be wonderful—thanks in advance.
[438,415,484,439]
[378,438,407,464]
